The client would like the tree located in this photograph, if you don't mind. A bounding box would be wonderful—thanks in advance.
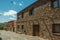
[0,23,5,30]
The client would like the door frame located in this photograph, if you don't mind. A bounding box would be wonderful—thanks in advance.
[33,24,40,36]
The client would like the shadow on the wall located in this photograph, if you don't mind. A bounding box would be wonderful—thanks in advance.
[0,37,2,40]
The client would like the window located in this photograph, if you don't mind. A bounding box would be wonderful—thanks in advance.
[52,24,60,33]
[29,8,34,15]
[21,25,24,29]
[53,1,58,8]
[17,16,20,19]
[59,0,60,6]
[17,13,21,19]
[21,12,24,18]
[52,0,60,8]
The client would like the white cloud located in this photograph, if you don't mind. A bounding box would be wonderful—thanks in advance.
[3,10,17,16]
[0,13,2,14]
[10,17,14,19]
[9,17,16,20]
[19,3,23,6]
[12,15,16,17]
[13,1,16,5]
[0,13,2,16]
[11,1,23,6]
[11,1,16,5]
[19,1,24,6]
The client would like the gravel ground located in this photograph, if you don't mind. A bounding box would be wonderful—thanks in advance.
[0,30,48,40]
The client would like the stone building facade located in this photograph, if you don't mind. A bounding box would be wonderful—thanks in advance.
[4,22,9,30]
[17,0,60,40]
[8,20,16,32]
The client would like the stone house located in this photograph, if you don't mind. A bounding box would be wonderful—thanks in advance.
[4,22,8,26]
[4,22,9,30]
[5,20,16,32]
[17,0,60,40]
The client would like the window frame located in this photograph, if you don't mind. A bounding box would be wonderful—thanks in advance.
[21,12,24,18]
[17,15,20,19]
[52,24,60,33]
[29,7,34,16]
[51,0,60,8]
[21,25,24,29]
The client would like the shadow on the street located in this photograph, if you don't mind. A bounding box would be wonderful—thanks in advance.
[0,37,2,40]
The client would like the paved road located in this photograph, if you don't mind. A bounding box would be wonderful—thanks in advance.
[0,30,48,40]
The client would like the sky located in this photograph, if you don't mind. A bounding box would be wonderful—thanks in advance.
[0,0,36,23]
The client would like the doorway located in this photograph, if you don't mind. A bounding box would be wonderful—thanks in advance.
[13,27,15,32]
[33,24,40,36]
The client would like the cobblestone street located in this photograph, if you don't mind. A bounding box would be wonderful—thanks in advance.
[0,30,48,40]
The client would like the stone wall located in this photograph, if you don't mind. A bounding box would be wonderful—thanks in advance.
[17,0,60,40]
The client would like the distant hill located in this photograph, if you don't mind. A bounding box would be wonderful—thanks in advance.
[0,23,4,25]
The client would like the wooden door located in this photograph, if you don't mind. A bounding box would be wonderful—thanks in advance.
[33,25,40,36]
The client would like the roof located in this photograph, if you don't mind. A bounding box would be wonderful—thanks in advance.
[18,0,49,14]
[8,20,16,23]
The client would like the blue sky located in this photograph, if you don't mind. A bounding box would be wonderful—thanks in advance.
[0,0,36,23]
